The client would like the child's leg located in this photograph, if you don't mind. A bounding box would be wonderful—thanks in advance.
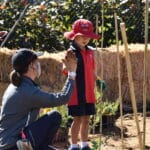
[80,115,90,147]
[70,116,82,144]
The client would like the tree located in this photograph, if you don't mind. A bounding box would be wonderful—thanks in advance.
[0,0,145,52]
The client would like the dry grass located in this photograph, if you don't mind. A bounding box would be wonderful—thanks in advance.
[97,44,150,104]
[0,48,14,82]
[0,82,9,105]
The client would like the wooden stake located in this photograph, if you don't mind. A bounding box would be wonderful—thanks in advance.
[143,0,149,149]
[98,0,104,149]
[120,22,143,150]
[100,0,104,81]
[114,13,124,150]
[100,0,104,49]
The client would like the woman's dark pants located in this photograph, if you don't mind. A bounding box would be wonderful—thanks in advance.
[24,110,61,150]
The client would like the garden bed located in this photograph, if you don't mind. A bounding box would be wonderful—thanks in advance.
[54,113,150,150]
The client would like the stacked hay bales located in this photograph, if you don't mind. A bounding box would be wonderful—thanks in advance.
[0,48,67,105]
[37,51,66,92]
[0,82,9,105]
[0,44,150,108]
[0,48,14,82]
[95,48,124,102]
[0,48,14,105]
[96,44,150,108]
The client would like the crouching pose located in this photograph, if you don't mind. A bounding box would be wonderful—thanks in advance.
[0,48,77,150]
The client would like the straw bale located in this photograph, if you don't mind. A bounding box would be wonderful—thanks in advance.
[38,51,66,91]
[102,78,150,105]
[122,81,149,105]
[121,47,150,81]
[96,44,150,81]
[37,56,66,92]
[0,48,14,82]
[97,44,150,104]
[0,82,9,105]
[96,48,124,80]
[100,78,119,102]
[0,48,67,92]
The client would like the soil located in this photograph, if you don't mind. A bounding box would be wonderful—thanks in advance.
[54,113,150,150]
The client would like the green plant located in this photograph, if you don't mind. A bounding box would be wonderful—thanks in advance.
[97,100,119,116]
[91,139,100,150]
[91,87,119,133]
[95,86,119,116]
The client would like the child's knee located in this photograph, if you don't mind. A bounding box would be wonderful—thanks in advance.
[81,117,90,125]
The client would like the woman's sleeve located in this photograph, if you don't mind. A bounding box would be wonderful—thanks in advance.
[29,77,74,108]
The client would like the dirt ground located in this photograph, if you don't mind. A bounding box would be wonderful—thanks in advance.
[54,113,150,150]
[100,113,150,150]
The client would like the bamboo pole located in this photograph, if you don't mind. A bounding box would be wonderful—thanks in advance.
[100,0,104,81]
[143,0,149,149]
[98,1,104,149]
[92,15,99,135]
[114,13,124,150]
[100,0,104,49]
[120,22,143,150]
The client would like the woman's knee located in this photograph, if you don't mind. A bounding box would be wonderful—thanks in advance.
[47,110,62,125]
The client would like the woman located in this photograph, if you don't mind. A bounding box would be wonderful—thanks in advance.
[0,48,77,150]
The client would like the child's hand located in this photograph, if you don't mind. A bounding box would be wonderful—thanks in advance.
[62,50,77,72]
[96,79,107,91]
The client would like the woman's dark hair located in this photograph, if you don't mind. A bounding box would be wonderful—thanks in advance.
[10,49,37,86]
[9,67,29,87]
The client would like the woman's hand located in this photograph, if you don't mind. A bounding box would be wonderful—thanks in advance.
[62,50,77,73]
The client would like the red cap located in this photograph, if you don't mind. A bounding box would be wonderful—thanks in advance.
[64,19,100,40]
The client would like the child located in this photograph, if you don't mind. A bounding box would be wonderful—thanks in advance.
[64,19,100,150]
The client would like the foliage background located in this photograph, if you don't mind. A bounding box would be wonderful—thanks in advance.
[0,0,148,52]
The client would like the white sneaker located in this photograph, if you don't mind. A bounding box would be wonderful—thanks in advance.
[16,139,33,150]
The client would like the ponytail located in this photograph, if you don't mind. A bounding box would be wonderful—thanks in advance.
[9,70,23,87]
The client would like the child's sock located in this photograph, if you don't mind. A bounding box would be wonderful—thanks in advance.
[70,144,79,148]
[80,141,88,148]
